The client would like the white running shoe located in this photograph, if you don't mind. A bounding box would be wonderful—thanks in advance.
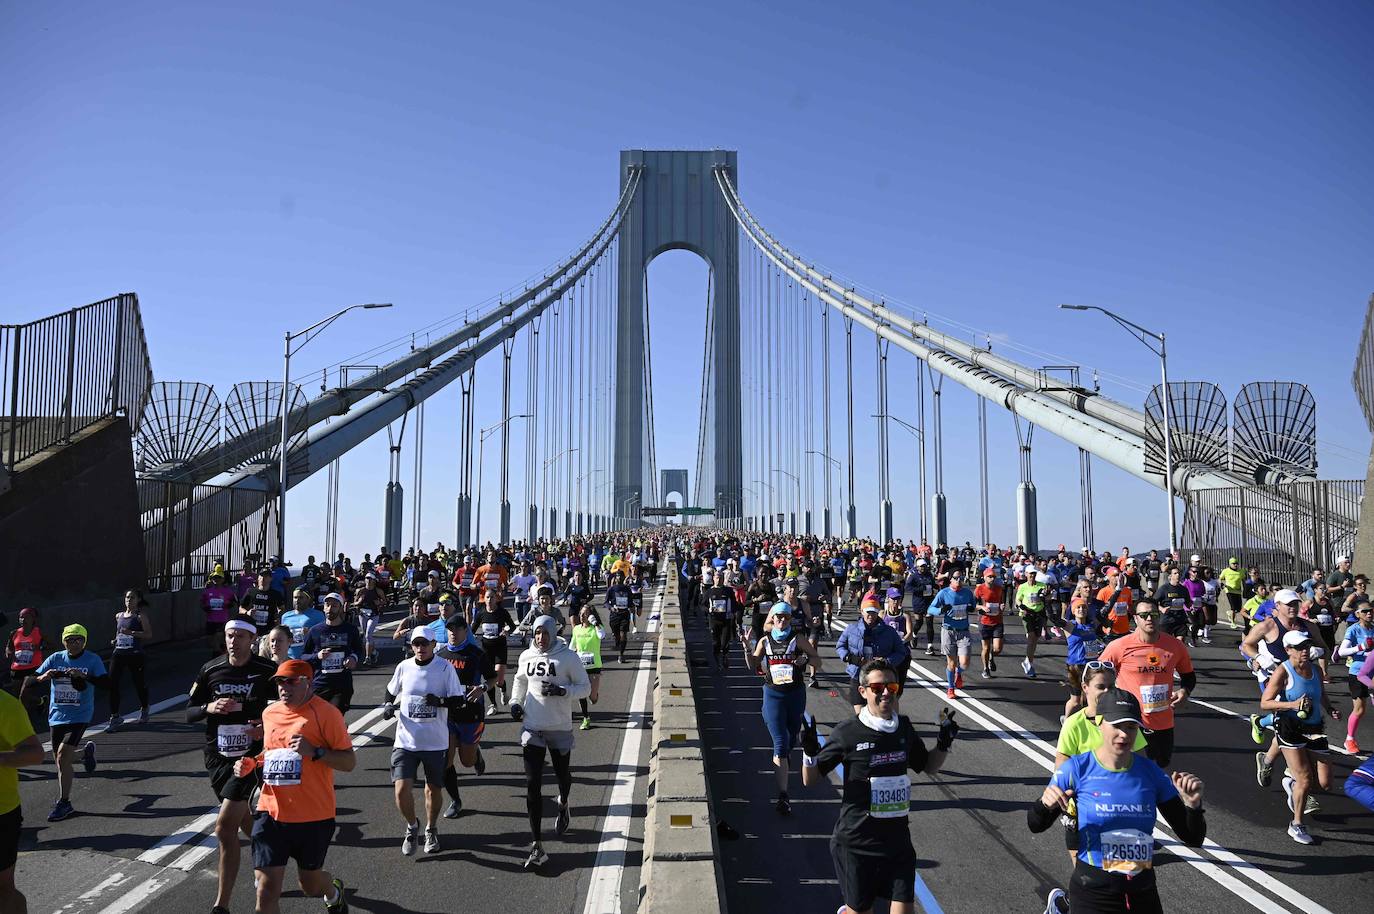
[402,825,418,856]
[423,828,440,853]
[1044,888,1069,914]
[1287,821,1314,845]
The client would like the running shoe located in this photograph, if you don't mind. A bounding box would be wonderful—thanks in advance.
[580,716,591,731]
[1282,774,1296,813]
[808,675,821,690]
[954,672,964,689]
[325,877,347,913]
[1287,822,1314,845]
[775,793,791,815]
[1304,792,1320,814]
[989,656,997,673]
[1043,888,1069,914]
[402,824,418,855]
[47,798,74,822]
[555,800,571,836]
[444,798,462,819]
[524,843,549,869]
[107,715,123,732]
[1345,736,1361,754]
[980,667,990,679]
[924,645,936,657]
[1256,752,1273,787]
[82,741,97,773]
[1201,633,1212,644]
[1249,715,1266,745]
[423,829,440,854]
[946,688,956,699]
[474,748,487,777]
[1021,658,1035,678]
[137,708,150,724]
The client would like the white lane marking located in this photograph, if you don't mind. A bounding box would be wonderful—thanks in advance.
[581,568,664,914]
[136,811,218,865]
[94,873,176,914]
[830,622,1333,914]
[41,693,189,754]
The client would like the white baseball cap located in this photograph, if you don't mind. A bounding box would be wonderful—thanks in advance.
[1281,630,1312,649]
[1274,588,1301,605]
[1189,554,1201,564]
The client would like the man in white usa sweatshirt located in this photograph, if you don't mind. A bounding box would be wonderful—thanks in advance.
[508,614,591,869]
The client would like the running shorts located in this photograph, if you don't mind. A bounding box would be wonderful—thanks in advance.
[940,627,971,657]
[830,838,916,910]
[0,806,19,872]
[251,814,335,871]
[520,728,575,752]
[206,747,259,803]
[390,747,445,783]
[1276,717,1330,753]
[980,621,1005,642]
[50,723,88,748]
[1143,726,1175,769]
[480,638,508,679]
[447,719,485,746]
[1351,677,1371,702]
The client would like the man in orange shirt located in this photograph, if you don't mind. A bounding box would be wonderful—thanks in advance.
[974,568,1006,678]
[1096,567,1135,639]
[1098,598,1196,770]
[234,658,355,914]
[474,549,509,606]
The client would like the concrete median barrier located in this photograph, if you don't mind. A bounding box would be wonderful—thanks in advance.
[640,562,726,914]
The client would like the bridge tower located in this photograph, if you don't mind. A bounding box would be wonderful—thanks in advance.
[614,150,743,526]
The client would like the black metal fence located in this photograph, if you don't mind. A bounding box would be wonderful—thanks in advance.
[141,479,279,592]
[1183,479,1363,587]
[1,293,153,473]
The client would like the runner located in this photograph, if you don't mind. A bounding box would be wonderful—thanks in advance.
[974,567,1006,678]
[280,589,325,660]
[302,595,364,714]
[0,681,40,914]
[1336,602,1374,752]
[798,658,959,914]
[1016,566,1050,677]
[6,608,44,703]
[384,629,464,855]
[187,618,278,914]
[930,570,976,697]
[1241,588,1329,784]
[27,624,107,821]
[262,625,292,665]
[705,569,741,669]
[836,596,910,714]
[907,558,937,656]
[1030,688,1206,914]
[1259,630,1334,844]
[232,658,354,914]
[570,607,604,730]
[508,615,592,869]
[202,573,239,655]
[1218,556,1245,629]
[746,602,822,814]
[1059,597,1109,720]
[474,586,517,710]
[106,589,153,731]
[1097,598,1195,770]
[1054,663,1148,768]
[240,570,285,645]
[880,587,913,684]
[434,615,488,818]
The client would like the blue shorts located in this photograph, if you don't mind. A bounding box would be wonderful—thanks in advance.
[251,814,335,871]
[447,719,485,746]
[1345,775,1374,813]
[760,686,806,758]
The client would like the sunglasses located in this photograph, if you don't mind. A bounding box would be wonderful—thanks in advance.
[863,681,901,695]
[1085,660,1116,670]
[1135,611,1161,619]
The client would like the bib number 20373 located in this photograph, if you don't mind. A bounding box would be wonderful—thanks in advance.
[869,774,910,818]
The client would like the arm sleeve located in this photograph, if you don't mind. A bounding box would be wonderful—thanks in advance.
[1179,671,1198,693]
[814,729,846,777]
[1158,796,1206,846]
[1027,800,1060,833]
[301,628,320,663]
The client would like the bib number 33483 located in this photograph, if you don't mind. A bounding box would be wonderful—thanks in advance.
[869,774,910,818]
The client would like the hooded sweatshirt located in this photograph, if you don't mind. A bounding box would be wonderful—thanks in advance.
[509,633,592,732]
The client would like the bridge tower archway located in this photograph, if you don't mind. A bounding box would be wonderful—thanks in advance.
[614,150,742,526]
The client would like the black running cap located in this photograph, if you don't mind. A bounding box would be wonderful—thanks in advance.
[1099,688,1150,730]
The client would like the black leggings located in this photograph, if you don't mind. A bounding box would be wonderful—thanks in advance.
[522,743,572,842]
[709,616,734,658]
[108,653,148,715]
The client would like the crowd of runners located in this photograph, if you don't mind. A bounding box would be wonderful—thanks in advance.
[2,530,1371,914]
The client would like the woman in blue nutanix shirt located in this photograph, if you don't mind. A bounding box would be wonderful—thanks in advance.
[1028,688,1206,914]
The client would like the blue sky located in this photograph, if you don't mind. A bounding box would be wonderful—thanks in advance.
[3,1,1371,556]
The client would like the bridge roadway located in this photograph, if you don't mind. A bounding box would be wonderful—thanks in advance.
[682,598,1373,914]
[17,582,663,914]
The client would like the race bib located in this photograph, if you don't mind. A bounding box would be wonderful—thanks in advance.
[481,623,501,638]
[947,604,967,622]
[405,696,437,720]
[263,748,302,787]
[1100,828,1153,875]
[769,662,795,686]
[1027,595,1043,607]
[216,724,252,758]
[1083,640,1105,659]
[578,651,595,666]
[615,596,629,608]
[1317,612,1333,625]
[1112,602,1128,617]
[1170,598,1185,609]
[427,603,441,618]
[869,774,911,818]
[209,598,225,610]
[291,627,307,646]
[486,574,500,589]
[253,609,269,625]
[321,653,345,673]
[986,603,1003,616]
[13,650,32,666]
[53,681,81,706]
[1138,683,1170,715]
[115,633,136,650]
[711,599,728,614]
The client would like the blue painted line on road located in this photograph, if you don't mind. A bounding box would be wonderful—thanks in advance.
[912,869,945,914]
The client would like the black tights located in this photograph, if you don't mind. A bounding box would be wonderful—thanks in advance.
[522,743,572,843]
[108,653,148,715]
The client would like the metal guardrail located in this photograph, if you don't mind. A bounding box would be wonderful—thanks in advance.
[1184,478,1363,586]
[140,478,279,592]
[1,292,153,473]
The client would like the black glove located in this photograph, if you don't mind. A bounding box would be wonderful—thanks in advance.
[71,676,88,691]
[842,653,855,666]
[799,712,822,757]
[935,708,959,751]
[382,702,396,721]
[509,702,525,722]
[540,681,567,697]
[424,693,442,707]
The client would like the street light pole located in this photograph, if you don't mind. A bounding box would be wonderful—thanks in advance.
[752,478,776,533]
[279,303,392,559]
[1060,304,1178,555]
[773,468,801,535]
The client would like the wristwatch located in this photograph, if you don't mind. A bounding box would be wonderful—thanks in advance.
[312,746,327,761]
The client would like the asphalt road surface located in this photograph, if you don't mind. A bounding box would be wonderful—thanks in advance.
[686,598,1373,914]
[16,580,664,914]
